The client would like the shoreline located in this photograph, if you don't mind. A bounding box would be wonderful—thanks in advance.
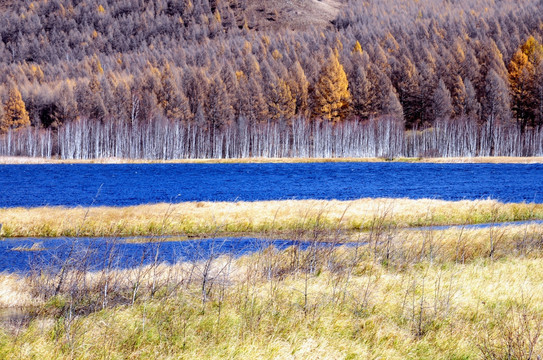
[0,156,543,164]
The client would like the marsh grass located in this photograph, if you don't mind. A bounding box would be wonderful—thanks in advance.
[1,198,542,238]
[1,217,543,359]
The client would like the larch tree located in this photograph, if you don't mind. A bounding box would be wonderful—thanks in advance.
[451,75,467,117]
[289,61,309,117]
[265,75,296,122]
[382,88,404,119]
[243,77,268,124]
[509,37,543,129]
[464,79,481,121]
[313,51,351,122]
[1,85,30,133]
[206,77,234,131]
[432,79,453,120]
[350,65,372,119]
[484,69,511,155]
[508,49,535,129]
[535,62,543,126]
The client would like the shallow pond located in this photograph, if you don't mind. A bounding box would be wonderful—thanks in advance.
[2,220,542,273]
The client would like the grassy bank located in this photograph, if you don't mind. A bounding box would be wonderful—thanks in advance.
[1,156,543,164]
[1,198,542,238]
[1,223,543,359]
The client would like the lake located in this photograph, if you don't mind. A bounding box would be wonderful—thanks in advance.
[0,163,542,207]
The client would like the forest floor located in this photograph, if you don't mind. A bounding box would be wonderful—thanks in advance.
[2,220,543,358]
[1,198,542,238]
[0,156,542,164]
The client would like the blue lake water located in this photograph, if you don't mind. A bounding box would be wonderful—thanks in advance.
[0,237,319,273]
[0,163,542,207]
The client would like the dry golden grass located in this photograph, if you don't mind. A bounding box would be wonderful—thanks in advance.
[1,198,542,238]
[3,253,543,359]
[1,221,543,359]
[0,275,38,308]
[1,156,542,164]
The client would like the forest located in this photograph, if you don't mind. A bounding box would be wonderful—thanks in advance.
[1,0,543,158]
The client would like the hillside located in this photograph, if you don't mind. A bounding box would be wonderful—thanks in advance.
[1,0,543,159]
[241,0,344,30]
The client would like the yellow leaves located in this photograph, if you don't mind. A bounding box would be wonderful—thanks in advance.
[213,10,221,23]
[243,41,252,55]
[89,75,101,94]
[314,52,351,122]
[335,38,343,51]
[1,86,30,134]
[352,41,363,55]
[267,77,295,121]
[30,65,44,83]
[520,36,543,64]
[261,35,270,48]
[272,49,283,60]
[235,71,245,81]
[97,5,105,14]
[91,55,104,75]
[509,36,543,91]
[92,30,98,39]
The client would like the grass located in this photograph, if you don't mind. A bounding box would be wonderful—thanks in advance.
[1,156,543,164]
[1,198,542,238]
[1,222,543,359]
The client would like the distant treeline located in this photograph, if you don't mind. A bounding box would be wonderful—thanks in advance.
[1,0,543,157]
[1,118,542,159]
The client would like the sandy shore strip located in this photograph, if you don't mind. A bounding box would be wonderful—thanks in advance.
[0,156,543,164]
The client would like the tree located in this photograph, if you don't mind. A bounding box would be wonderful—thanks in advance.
[484,70,511,126]
[450,75,467,117]
[484,69,511,155]
[288,61,309,117]
[1,85,30,133]
[535,62,543,127]
[508,37,543,129]
[313,51,351,122]
[464,79,481,121]
[508,49,535,129]
[266,76,295,122]
[382,88,403,119]
[432,79,453,120]
[206,77,234,131]
[350,63,372,119]
[157,63,191,121]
